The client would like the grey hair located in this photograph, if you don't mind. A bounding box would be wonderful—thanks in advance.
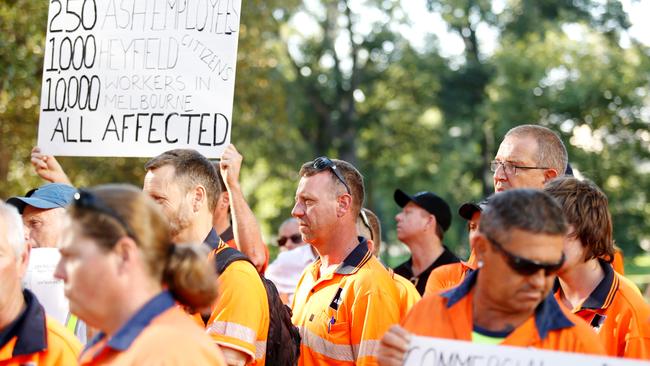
[0,202,26,258]
[505,124,568,175]
[479,189,567,244]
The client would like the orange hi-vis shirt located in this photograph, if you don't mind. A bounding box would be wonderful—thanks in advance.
[206,241,269,366]
[0,290,81,366]
[219,226,270,273]
[555,260,650,359]
[424,250,479,296]
[79,291,225,365]
[402,270,605,355]
[612,249,625,275]
[291,238,401,366]
[389,270,421,319]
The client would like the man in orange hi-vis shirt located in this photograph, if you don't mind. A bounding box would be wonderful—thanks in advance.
[291,157,401,366]
[378,190,605,366]
[546,177,650,359]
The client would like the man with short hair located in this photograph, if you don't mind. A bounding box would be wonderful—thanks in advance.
[143,148,269,366]
[0,202,81,364]
[492,124,568,192]
[291,157,400,365]
[378,190,605,366]
[265,218,317,304]
[392,189,459,295]
[545,177,650,359]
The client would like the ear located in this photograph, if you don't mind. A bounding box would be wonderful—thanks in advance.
[543,169,559,183]
[472,233,489,263]
[112,236,139,274]
[336,194,353,217]
[219,191,230,209]
[192,185,208,212]
[17,243,31,278]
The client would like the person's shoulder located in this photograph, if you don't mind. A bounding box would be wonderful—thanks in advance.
[555,304,604,351]
[44,316,82,358]
[612,274,650,328]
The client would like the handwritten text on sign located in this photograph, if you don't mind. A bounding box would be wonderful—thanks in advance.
[404,336,647,366]
[38,0,241,158]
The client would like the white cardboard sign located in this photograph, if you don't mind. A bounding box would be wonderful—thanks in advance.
[38,0,242,158]
[405,336,648,366]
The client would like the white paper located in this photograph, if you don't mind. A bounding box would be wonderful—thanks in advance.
[405,336,647,366]
[22,248,68,325]
[38,0,242,158]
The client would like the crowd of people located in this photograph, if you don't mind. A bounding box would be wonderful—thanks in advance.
[1,124,649,365]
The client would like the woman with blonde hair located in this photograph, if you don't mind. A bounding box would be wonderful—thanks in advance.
[55,184,225,365]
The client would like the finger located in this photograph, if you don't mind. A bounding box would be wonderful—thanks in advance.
[30,157,48,169]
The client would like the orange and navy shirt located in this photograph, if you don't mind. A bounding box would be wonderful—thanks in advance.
[555,259,650,359]
[402,270,605,355]
[424,251,479,296]
[80,291,225,365]
[206,240,269,366]
[389,270,421,320]
[291,237,401,366]
[219,226,270,273]
[0,289,81,366]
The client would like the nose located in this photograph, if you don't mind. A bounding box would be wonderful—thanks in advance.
[53,257,66,282]
[395,213,402,222]
[291,201,304,218]
[493,162,508,181]
[526,269,547,290]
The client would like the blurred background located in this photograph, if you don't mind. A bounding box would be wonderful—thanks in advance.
[1,0,649,287]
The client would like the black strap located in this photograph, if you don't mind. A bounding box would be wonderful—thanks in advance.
[214,247,252,275]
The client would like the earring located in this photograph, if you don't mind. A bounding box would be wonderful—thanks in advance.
[477,260,484,268]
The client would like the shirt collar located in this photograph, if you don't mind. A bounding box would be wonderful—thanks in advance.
[334,237,372,275]
[203,228,221,250]
[219,226,234,243]
[89,291,175,352]
[580,259,618,310]
[441,270,574,340]
[0,290,48,357]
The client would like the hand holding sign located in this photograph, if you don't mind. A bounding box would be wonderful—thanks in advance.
[378,325,412,366]
[31,147,72,185]
[219,144,243,189]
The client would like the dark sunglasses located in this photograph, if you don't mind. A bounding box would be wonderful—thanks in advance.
[486,235,565,276]
[277,234,302,246]
[312,156,351,195]
[73,189,139,243]
[359,210,373,241]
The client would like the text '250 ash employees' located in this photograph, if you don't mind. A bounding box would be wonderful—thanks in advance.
[0,202,81,365]
[143,149,269,366]
[425,124,569,295]
[291,157,401,366]
[54,185,226,365]
[378,189,606,366]
[393,189,459,295]
[545,177,650,359]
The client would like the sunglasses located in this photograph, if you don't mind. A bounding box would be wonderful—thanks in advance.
[277,234,303,247]
[486,235,565,276]
[312,156,351,194]
[73,189,139,243]
[359,210,373,241]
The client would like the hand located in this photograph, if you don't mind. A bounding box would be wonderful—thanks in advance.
[30,147,72,185]
[219,144,243,189]
[378,325,412,366]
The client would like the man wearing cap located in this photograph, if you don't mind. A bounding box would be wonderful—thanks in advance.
[424,199,487,295]
[392,189,459,295]
[6,183,88,343]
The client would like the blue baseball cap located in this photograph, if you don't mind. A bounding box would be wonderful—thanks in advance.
[7,183,77,214]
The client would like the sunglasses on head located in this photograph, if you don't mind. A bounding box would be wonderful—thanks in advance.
[312,156,351,195]
[73,189,139,243]
[277,234,302,247]
[486,235,564,276]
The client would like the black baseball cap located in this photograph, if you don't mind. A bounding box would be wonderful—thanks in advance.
[394,189,452,232]
[458,198,489,221]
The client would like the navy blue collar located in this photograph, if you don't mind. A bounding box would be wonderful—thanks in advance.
[86,291,175,352]
[204,228,221,250]
[441,270,573,340]
[219,226,234,243]
[334,237,372,275]
[0,290,47,357]
[581,259,616,310]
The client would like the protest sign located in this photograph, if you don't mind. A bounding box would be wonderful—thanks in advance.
[22,248,68,325]
[405,336,647,366]
[37,0,242,158]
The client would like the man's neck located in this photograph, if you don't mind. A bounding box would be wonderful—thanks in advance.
[212,211,230,236]
[558,258,605,310]
[406,234,444,276]
[176,213,214,244]
[314,223,359,270]
[0,289,26,331]
[472,283,532,334]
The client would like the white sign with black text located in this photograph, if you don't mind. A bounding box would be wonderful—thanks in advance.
[38,0,241,158]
